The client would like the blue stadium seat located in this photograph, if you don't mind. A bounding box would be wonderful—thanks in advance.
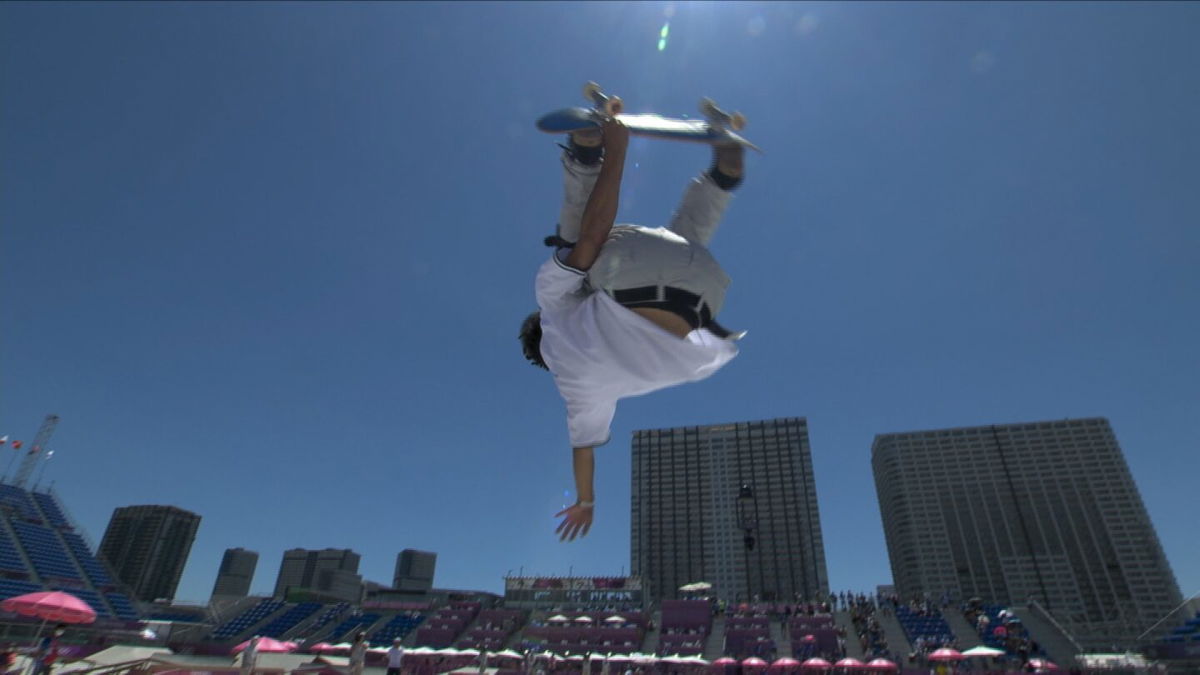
[212,599,286,639]
[257,602,322,638]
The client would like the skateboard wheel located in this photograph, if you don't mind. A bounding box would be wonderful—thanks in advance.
[730,112,747,131]
[605,95,623,116]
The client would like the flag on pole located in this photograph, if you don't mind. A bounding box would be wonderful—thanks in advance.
[11,441,21,450]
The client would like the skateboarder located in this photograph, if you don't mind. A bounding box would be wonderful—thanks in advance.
[520,117,746,541]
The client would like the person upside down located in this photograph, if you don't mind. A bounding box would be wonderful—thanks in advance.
[520,118,748,541]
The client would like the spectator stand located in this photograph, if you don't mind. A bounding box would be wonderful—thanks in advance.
[963,603,1046,665]
[293,602,350,642]
[455,608,524,651]
[658,600,712,657]
[414,602,480,649]
[894,603,956,657]
[370,611,427,647]
[211,598,286,640]
[520,610,644,656]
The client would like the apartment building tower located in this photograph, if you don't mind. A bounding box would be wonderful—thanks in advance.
[632,417,829,603]
[273,548,362,603]
[98,505,201,603]
[872,417,1182,648]
[211,547,259,600]
[393,549,437,591]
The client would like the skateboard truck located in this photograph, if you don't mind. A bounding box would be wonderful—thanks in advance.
[583,81,624,117]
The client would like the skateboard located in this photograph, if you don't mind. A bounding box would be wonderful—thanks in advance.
[536,82,762,153]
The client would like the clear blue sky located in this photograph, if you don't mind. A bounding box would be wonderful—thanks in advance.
[2,2,1197,606]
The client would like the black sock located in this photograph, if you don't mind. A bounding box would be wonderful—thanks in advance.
[708,164,743,191]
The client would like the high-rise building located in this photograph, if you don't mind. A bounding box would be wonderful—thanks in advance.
[273,548,362,603]
[98,505,201,603]
[211,548,258,600]
[631,417,829,603]
[393,550,437,591]
[872,417,1183,648]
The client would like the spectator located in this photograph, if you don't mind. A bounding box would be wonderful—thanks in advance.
[350,632,367,675]
[386,638,404,675]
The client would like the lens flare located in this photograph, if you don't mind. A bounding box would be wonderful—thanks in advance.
[658,22,670,51]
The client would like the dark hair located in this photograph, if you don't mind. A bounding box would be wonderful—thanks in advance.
[519,311,548,370]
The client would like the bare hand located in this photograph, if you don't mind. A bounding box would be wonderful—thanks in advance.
[602,118,629,155]
[554,503,594,541]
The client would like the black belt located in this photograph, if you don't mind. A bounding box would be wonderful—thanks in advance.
[611,286,734,339]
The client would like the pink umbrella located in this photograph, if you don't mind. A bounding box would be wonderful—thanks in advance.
[713,657,738,667]
[834,658,865,669]
[927,649,964,662]
[801,658,832,670]
[743,657,769,669]
[1028,659,1059,671]
[865,659,897,672]
[800,634,817,644]
[0,591,96,624]
[233,637,294,653]
[771,658,802,669]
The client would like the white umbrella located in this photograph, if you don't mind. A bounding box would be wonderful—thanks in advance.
[574,616,594,623]
[493,650,523,660]
[567,655,586,661]
[408,647,436,655]
[458,649,480,657]
[368,646,390,654]
[683,657,710,666]
[678,582,712,592]
[548,614,569,622]
[435,648,461,656]
[604,616,626,624]
[961,646,1006,658]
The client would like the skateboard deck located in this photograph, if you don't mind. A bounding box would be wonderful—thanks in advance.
[536,82,762,153]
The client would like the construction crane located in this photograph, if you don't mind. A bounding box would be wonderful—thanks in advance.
[13,414,59,488]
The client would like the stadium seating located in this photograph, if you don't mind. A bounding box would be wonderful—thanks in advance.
[0,485,41,522]
[212,598,285,639]
[297,602,350,640]
[371,613,427,646]
[0,529,29,574]
[0,579,43,601]
[789,614,838,658]
[1162,611,1200,643]
[106,592,139,620]
[521,611,643,655]
[10,521,82,581]
[31,492,70,528]
[256,602,322,638]
[657,600,712,656]
[414,603,480,648]
[456,608,522,650]
[894,605,954,648]
[326,612,382,642]
[60,532,113,586]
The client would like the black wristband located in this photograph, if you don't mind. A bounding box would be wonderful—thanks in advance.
[708,165,743,191]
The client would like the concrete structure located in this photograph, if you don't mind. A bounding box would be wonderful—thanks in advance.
[273,548,362,603]
[393,549,437,591]
[99,505,201,603]
[211,547,258,600]
[872,417,1182,649]
[631,417,829,603]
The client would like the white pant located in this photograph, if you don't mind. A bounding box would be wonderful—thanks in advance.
[556,154,734,316]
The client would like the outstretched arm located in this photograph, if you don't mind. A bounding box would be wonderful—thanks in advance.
[554,446,595,541]
[564,118,630,271]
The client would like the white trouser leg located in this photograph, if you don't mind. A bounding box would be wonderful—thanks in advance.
[556,153,602,244]
[667,172,733,246]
